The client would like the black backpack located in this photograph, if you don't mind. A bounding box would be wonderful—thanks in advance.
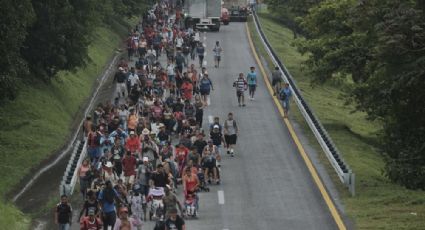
[279,91,287,101]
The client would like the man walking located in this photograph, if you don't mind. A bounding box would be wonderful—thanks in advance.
[213,41,223,68]
[247,66,257,100]
[233,73,247,107]
[55,194,72,230]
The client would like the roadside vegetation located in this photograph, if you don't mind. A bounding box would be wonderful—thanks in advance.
[0,0,147,229]
[248,8,425,229]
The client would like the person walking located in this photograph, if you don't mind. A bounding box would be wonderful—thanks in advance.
[224,112,238,157]
[165,208,186,230]
[271,66,282,96]
[196,42,205,68]
[247,66,257,100]
[279,83,293,118]
[55,194,73,230]
[98,180,124,230]
[233,73,247,107]
[198,72,213,106]
[213,41,223,68]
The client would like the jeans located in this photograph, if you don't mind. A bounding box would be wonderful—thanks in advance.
[103,211,116,230]
[58,223,70,230]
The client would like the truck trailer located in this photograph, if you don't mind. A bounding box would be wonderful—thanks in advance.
[185,0,221,31]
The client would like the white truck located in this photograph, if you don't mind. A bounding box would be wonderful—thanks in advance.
[185,0,221,31]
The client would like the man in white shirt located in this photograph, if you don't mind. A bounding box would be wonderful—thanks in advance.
[128,68,140,89]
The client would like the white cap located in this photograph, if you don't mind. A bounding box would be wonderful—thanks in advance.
[105,161,113,168]
[213,125,219,129]
[143,156,149,162]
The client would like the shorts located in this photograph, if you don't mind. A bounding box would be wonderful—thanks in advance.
[283,100,290,111]
[125,175,135,184]
[214,56,221,61]
[200,89,210,96]
[224,134,237,145]
[249,85,256,92]
[236,91,244,97]
[272,79,282,87]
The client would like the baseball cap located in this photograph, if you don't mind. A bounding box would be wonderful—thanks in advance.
[213,125,219,129]
[143,156,149,162]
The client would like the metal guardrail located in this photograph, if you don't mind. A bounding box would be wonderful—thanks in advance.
[251,10,355,196]
[60,140,86,196]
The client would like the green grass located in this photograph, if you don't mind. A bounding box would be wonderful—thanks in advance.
[0,25,123,229]
[248,12,425,230]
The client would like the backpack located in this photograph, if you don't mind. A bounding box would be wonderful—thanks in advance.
[200,78,211,91]
[279,90,287,101]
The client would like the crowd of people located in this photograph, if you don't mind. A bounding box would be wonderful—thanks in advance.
[52,1,240,230]
[53,1,293,229]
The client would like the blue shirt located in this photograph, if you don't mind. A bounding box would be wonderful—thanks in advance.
[280,87,292,102]
[247,72,257,85]
[98,188,119,213]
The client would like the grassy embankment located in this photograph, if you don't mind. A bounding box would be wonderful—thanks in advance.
[248,12,425,230]
[0,17,136,229]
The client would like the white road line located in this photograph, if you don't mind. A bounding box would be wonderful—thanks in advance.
[218,190,225,204]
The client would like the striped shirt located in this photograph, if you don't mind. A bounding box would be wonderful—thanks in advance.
[234,78,247,92]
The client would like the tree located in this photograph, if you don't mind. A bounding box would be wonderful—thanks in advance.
[0,0,34,102]
[353,0,425,189]
[21,0,98,81]
[265,0,322,37]
[296,0,373,83]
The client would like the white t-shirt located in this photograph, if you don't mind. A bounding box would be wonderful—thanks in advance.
[167,64,175,75]
[128,73,139,87]
[175,37,183,48]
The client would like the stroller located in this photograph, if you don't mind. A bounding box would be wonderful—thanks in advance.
[147,187,165,220]
[184,191,198,218]
[197,167,210,192]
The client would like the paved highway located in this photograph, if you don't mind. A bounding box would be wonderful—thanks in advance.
[142,22,340,229]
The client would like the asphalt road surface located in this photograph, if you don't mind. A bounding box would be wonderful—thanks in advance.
[141,23,340,229]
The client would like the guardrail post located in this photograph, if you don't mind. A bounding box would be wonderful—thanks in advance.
[349,172,355,196]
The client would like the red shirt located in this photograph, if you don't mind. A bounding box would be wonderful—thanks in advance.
[184,174,199,193]
[80,216,103,230]
[181,82,193,100]
[122,156,137,176]
[125,137,140,153]
[176,146,189,162]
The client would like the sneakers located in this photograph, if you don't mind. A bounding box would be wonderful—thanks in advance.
[227,150,230,154]
[231,153,234,157]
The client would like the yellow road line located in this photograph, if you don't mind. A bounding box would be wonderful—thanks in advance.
[245,22,347,230]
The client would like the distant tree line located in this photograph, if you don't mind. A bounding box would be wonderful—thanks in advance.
[266,0,425,189]
[0,0,149,102]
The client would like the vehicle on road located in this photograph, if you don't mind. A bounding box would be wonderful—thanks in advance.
[223,0,249,22]
[221,7,230,25]
[184,0,221,31]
